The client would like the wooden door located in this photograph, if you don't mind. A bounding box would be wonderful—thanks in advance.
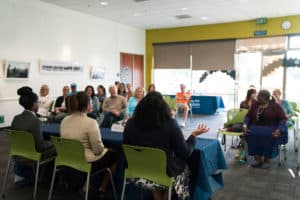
[120,53,133,85]
[132,54,144,89]
[120,53,144,90]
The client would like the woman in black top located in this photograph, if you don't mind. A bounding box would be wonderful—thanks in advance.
[97,85,106,113]
[117,83,127,98]
[124,92,209,200]
[240,88,257,109]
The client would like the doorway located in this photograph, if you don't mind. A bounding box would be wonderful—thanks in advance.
[120,52,144,89]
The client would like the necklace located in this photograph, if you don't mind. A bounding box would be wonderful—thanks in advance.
[256,105,267,121]
[257,107,264,115]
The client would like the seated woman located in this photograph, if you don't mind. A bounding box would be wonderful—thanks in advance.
[97,85,106,113]
[123,92,209,200]
[37,84,53,117]
[273,89,294,127]
[126,83,134,100]
[85,85,100,119]
[147,83,156,93]
[243,90,287,169]
[240,88,257,109]
[118,83,127,98]
[12,86,55,155]
[60,92,119,197]
[11,87,56,184]
[126,87,144,118]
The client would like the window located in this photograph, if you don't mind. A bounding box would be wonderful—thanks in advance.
[154,69,192,95]
[289,35,300,49]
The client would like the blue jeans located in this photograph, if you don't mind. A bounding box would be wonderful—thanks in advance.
[100,112,124,128]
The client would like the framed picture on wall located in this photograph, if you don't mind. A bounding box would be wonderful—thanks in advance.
[40,60,84,73]
[90,66,105,80]
[4,61,30,79]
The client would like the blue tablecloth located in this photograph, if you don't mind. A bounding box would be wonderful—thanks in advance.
[189,138,227,200]
[167,95,225,115]
[42,123,227,200]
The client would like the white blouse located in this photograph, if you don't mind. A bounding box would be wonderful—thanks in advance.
[37,95,52,116]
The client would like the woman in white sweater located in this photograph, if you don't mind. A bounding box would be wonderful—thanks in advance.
[37,84,53,116]
[60,92,119,198]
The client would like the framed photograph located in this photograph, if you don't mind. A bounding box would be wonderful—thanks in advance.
[5,61,30,79]
[91,66,105,80]
[40,60,84,74]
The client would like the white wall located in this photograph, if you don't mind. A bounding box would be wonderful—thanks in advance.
[0,0,145,127]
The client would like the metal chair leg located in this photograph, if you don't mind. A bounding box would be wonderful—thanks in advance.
[85,173,90,200]
[121,178,126,200]
[48,165,57,200]
[223,135,227,151]
[1,156,11,199]
[106,168,117,200]
[189,110,193,123]
[297,141,300,169]
[168,187,172,200]
[279,145,282,166]
[33,161,40,200]
[284,145,287,161]
[294,127,298,152]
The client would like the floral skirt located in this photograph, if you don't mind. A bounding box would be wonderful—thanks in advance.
[129,165,191,200]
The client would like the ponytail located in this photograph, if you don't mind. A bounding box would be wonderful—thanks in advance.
[68,95,79,114]
[68,92,89,114]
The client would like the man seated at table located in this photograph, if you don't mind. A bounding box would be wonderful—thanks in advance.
[176,84,191,127]
[101,85,127,128]
[50,85,70,122]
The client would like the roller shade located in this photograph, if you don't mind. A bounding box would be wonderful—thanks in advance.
[191,40,235,70]
[154,43,191,69]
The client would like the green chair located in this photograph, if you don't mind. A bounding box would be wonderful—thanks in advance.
[163,96,176,111]
[121,145,173,200]
[217,108,248,151]
[1,129,54,200]
[48,137,117,200]
[289,101,300,152]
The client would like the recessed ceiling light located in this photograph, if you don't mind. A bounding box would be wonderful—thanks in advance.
[200,16,208,20]
[180,7,188,11]
[133,13,141,17]
[99,1,109,6]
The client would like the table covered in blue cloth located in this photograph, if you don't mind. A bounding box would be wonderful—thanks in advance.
[42,123,227,200]
[167,95,225,115]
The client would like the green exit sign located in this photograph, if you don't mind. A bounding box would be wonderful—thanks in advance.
[256,17,267,25]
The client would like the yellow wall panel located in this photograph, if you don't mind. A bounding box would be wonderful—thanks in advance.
[146,15,300,86]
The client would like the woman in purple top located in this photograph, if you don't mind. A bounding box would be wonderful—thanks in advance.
[243,90,287,169]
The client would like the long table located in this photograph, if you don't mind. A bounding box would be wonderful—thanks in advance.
[42,123,227,200]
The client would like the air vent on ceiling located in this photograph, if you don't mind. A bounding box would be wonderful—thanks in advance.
[134,0,149,2]
[175,14,192,19]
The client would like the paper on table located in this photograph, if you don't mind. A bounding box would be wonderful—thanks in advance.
[111,123,124,133]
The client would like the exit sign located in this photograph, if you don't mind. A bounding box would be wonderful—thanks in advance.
[256,17,267,25]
